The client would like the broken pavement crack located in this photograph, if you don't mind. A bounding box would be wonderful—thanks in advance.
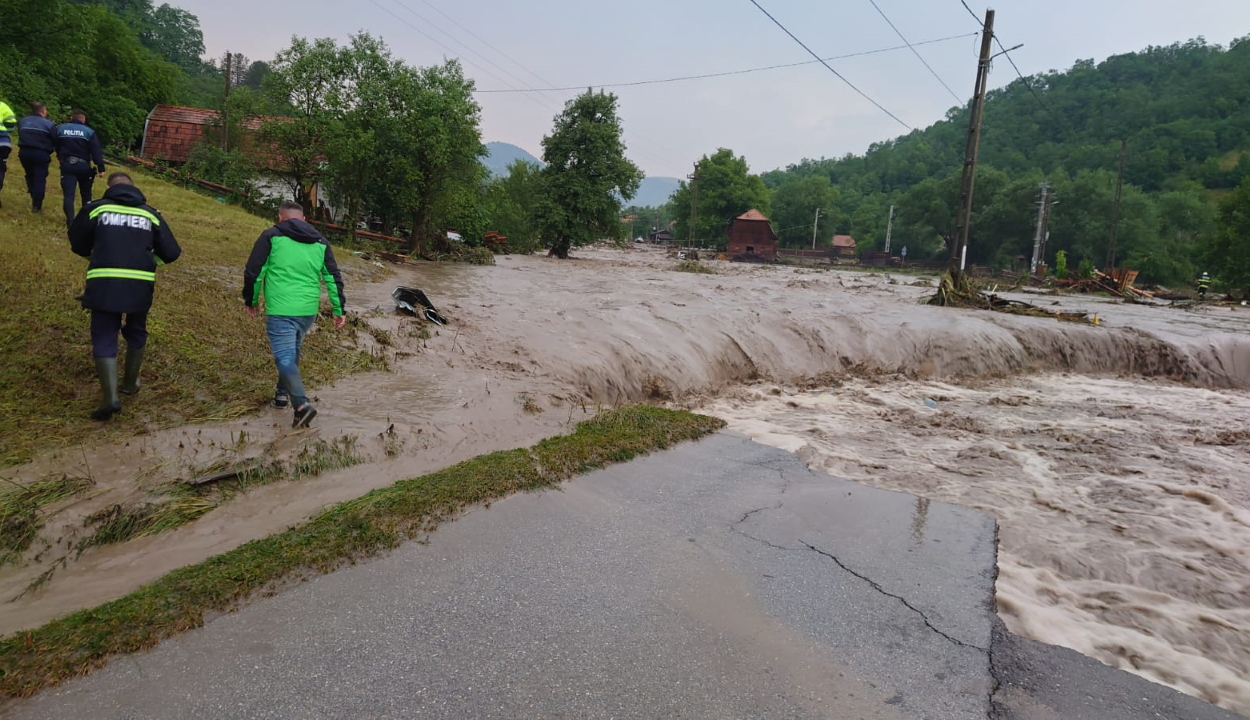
[802,541,989,654]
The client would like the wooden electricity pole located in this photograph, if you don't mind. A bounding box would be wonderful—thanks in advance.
[687,162,700,247]
[1106,139,1127,270]
[949,9,996,282]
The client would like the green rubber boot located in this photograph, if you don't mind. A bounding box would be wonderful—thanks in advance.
[91,358,121,421]
[121,346,145,396]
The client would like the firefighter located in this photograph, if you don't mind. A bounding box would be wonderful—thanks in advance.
[56,108,106,227]
[16,102,55,213]
[69,172,182,420]
[0,96,17,208]
[1197,272,1211,300]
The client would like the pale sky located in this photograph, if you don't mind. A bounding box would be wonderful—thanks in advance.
[182,0,1250,178]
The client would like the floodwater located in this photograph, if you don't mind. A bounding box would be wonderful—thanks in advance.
[2,246,1248,714]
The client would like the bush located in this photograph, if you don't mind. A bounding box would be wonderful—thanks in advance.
[1078,257,1095,279]
[1054,250,1069,278]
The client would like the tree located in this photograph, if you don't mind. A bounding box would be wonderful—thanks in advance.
[1203,179,1250,294]
[534,90,642,258]
[669,148,769,248]
[243,61,271,90]
[485,159,543,254]
[143,4,204,71]
[770,175,840,248]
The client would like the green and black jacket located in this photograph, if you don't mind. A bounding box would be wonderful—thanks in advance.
[69,184,181,314]
[243,219,345,317]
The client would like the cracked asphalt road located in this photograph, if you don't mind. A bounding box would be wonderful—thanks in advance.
[9,432,1237,719]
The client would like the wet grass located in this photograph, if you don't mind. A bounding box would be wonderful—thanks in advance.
[0,155,386,468]
[673,260,715,275]
[76,436,363,553]
[0,475,95,566]
[0,406,723,698]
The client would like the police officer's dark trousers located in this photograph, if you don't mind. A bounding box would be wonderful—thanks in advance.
[90,311,147,359]
[0,145,10,197]
[61,165,95,227]
[19,153,49,211]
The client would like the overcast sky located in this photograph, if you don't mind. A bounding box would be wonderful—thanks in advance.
[181,0,1250,178]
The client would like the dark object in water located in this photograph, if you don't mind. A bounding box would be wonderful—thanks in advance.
[392,286,448,325]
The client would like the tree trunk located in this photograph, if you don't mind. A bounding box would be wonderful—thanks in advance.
[553,237,571,259]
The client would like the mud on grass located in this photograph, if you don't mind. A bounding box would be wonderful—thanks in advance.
[0,156,386,467]
[0,406,724,699]
[0,476,95,567]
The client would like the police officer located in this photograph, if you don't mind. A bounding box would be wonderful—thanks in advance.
[16,102,56,213]
[69,172,181,420]
[0,96,18,208]
[56,109,106,227]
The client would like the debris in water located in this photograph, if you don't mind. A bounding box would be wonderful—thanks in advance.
[392,287,448,325]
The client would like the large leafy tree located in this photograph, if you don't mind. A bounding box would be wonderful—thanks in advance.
[770,175,840,248]
[485,159,543,254]
[669,148,769,248]
[1203,179,1250,294]
[535,90,643,258]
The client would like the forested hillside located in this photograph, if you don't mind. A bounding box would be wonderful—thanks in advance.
[755,37,1250,284]
[2,0,255,147]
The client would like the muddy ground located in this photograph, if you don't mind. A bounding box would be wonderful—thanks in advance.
[2,246,1247,713]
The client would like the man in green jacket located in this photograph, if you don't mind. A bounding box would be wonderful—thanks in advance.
[243,201,346,428]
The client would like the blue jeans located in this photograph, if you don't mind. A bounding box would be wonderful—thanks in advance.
[266,315,316,408]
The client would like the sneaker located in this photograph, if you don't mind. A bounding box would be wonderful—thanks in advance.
[292,404,318,428]
[272,389,290,409]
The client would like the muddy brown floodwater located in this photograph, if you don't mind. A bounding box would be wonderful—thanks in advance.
[2,246,1248,714]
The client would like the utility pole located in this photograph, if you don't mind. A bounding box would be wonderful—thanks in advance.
[222,51,233,151]
[949,9,996,282]
[1030,181,1050,274]
[687,162,700,248]
[811,208,821,250]
[1106,139,1127,270]
[884,204,896,254]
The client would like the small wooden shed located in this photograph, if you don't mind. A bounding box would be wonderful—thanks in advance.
[727,209,778,262]
[832,234,858,257]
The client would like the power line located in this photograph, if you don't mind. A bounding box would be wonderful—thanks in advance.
[746,0,912,130]
[864,0,963,104]
[412,0,561,91]
[957,1,1054,117]
[475,32,976,93]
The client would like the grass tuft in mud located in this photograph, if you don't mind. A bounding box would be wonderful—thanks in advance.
[0,406,723,698]
[0,475,95,566]
[673,260,714,275]
[0,156,385,468]
[76,437,363,553]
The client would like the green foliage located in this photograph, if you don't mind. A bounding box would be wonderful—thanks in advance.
[485,160,543,254]
[1054,250,1069,278]
[534,90,643,258]
[260,34,485,252]
[770,175,841,248]
[1077,257,1095,279]
[761,36,1250,283]
[669,148,770,248]
[0,0,181,147]
[1203,179,1250,293]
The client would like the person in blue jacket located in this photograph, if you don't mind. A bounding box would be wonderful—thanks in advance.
[16,102,56,213]
[56,109,106,227]
[0,97,18,209]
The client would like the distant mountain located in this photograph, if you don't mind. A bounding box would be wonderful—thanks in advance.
[482,142,543,176]
[629,176,681,208]
[483,141,680,208]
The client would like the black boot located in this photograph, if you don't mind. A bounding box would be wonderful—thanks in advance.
[120,346,145,396]
[91,358,121,421]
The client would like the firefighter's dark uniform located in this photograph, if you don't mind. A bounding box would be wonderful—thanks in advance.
[56,120,105,227]
[69,182,181,420]
[16,113,55,211]
[1198,273,1211,299]
[0,101,17,206]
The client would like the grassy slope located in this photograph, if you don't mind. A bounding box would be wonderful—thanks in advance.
[0,406,726,698]
[0,156,380,467]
